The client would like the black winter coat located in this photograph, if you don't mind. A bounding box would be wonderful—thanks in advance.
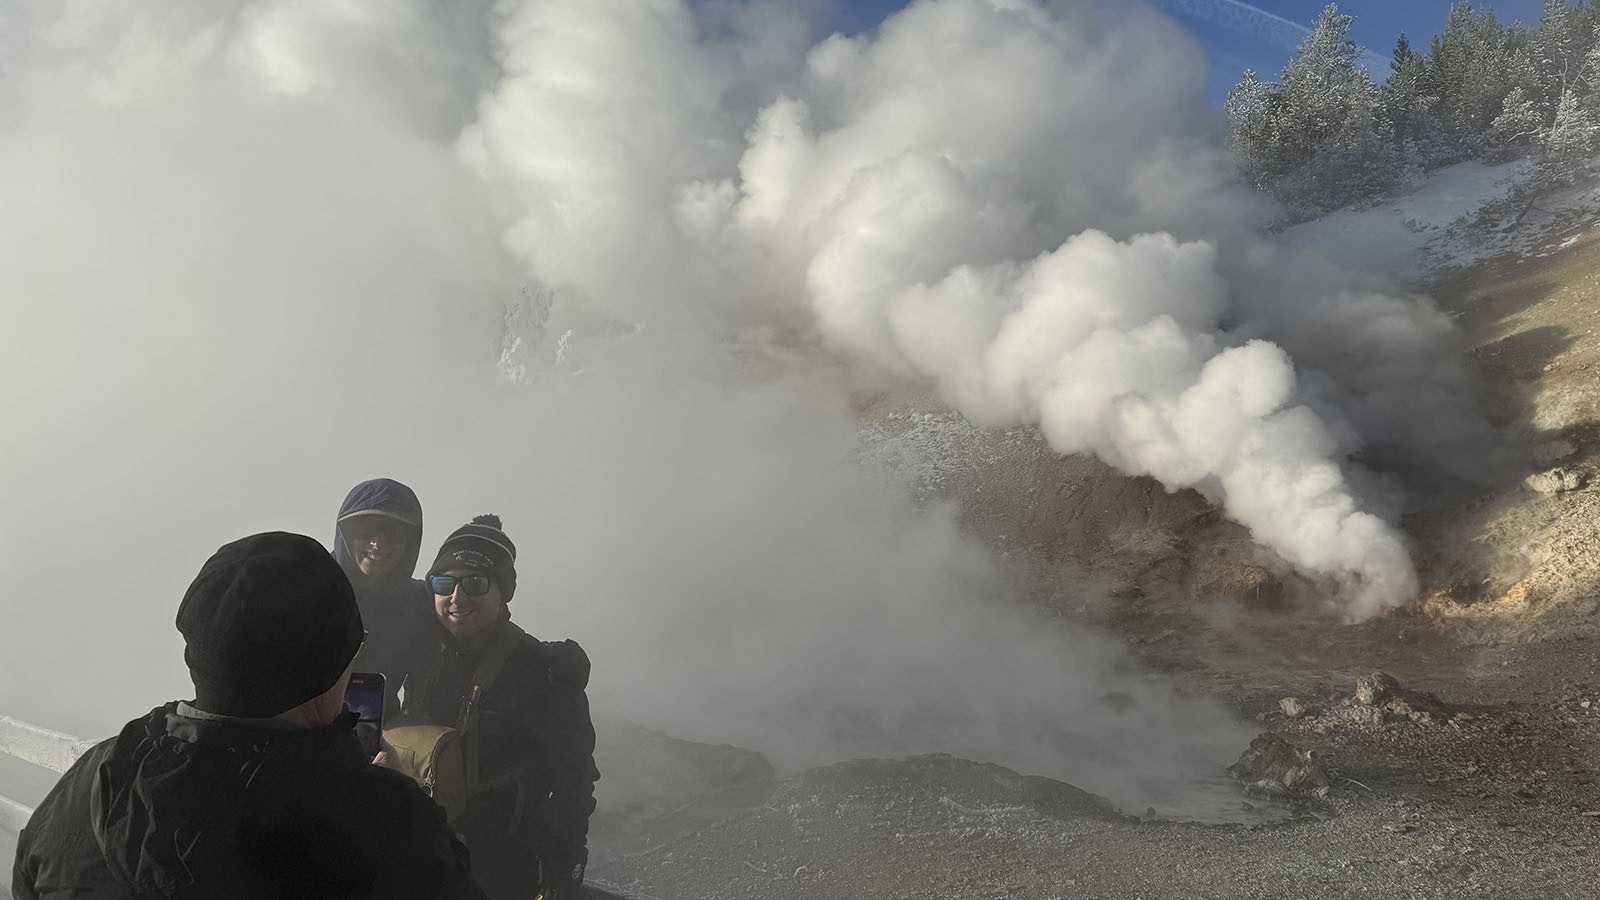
[401,622,598,898]
[11,703,485,900]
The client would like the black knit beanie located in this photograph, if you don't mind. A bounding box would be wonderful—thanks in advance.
[428,515,517,601]
[176,532,365,718]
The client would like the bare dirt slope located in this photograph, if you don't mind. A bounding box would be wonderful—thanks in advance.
[585,232,1600,899]
[1412,232,1600,641]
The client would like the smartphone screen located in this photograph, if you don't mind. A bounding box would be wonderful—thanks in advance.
[344,672,386,759]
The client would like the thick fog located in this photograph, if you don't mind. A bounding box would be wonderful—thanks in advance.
[1,0,1485,819]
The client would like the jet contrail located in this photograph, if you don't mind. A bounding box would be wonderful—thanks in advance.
[1153,0,1390,74]
[1154,0,1309,51]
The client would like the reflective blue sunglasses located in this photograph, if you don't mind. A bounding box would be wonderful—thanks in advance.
[430,574,494,597]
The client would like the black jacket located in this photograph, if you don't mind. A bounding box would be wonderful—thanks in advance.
[402,623,598,897]
[12,703,485,900]
[333,479,439,714]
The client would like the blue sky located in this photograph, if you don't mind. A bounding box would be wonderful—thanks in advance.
[840,0,1552,105]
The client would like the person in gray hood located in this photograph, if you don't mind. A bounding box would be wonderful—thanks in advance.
[11,531,485,900]
[333,478,439,713]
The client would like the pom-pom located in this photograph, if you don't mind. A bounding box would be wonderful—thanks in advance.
[471,514,503,529]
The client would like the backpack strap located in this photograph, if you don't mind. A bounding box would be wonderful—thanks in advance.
[457,621,527,794]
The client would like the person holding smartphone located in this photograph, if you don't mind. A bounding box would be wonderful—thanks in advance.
[13,532,486,899]
[400,515,599,900]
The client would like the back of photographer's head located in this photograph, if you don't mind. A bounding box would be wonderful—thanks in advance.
[176,532,365,718]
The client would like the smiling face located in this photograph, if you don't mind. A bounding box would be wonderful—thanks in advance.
[342,515,412,579]
[432,567,504,643]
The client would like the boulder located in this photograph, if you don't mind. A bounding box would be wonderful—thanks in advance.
[1227,733,1330,801]
[1355,672,1400,706]
[1524,467,1586,494]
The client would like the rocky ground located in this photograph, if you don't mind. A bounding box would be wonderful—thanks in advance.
[588,654,1600,899]
[582,215,1600,898]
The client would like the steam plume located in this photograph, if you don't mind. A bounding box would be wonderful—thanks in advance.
[470,0,1483,615]
[0,0,1488,825]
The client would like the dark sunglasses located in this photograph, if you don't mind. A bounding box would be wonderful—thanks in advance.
[430,574,494,597]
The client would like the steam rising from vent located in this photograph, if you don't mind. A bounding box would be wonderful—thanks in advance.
[721,0,1427,615]
[465,0,1477,615]
[0,0,1488,820]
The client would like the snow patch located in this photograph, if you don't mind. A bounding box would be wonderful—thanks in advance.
[1283,158,1600,280]
[1281,161,1527,277]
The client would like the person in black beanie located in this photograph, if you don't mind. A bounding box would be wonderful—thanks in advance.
[399,516,599,900]
[13,532,486,900]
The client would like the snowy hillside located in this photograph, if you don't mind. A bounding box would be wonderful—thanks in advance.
[1283,159,1600,282]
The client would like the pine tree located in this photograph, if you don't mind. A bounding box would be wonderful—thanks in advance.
[1530,0,1579,120]
[1487,85,1544,156]
[1582,20,1600,92]
[1223,4,1399,215]
[1543,21,1600,162]
[1577,0,1600,50]
[1276,5,1365,169]
[1225,69,1278,189]
[1425,2,1515,153]
[1383,33,1441,163]
[1393,33,1417,75]
[1543,81,1598,159]
[1325,69,1398,202]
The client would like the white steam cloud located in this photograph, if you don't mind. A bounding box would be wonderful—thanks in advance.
[467,0,1482,616]
[0,0,1485,830]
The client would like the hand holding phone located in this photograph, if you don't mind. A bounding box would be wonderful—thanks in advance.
[370,734,399,770]
[344,672,386,759]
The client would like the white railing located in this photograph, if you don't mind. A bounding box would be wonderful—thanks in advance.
[2,715,97,895]
[1,714,97,830]
[0,716,100,779]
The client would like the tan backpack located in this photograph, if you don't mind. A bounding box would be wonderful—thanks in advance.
[383,623,524,822]
[382,724,470,821]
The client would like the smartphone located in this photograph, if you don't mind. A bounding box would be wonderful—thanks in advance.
[345,672,386,759]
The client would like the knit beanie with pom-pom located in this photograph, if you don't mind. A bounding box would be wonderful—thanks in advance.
[427,514,517,600]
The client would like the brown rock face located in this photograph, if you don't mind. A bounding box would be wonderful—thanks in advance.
[1194,561,1283,609]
